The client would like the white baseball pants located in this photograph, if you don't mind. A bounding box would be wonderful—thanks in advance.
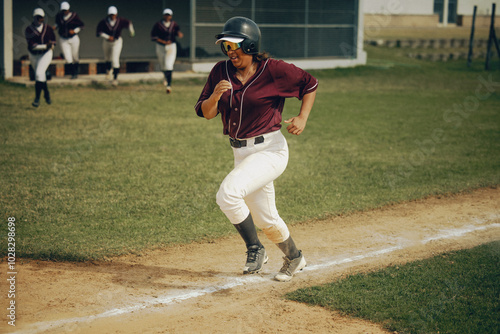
[29,49,53,82]
[60,35,80,63]
[216,130,291,243]
[102,37,123,68]
[156,42,177,71]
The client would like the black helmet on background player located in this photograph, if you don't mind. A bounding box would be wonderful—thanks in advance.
[215,17,261,55]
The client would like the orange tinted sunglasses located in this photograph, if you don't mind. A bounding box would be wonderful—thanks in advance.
[221,41,242,52]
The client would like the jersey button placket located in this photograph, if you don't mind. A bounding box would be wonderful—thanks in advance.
[232,108,238,128]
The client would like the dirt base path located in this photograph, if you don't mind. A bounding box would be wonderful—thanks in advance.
[2,187,499,334]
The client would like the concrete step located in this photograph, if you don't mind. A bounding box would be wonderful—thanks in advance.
[6,71,207,87]
[406,51,488,61]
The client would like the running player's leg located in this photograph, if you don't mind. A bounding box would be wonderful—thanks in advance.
[37,50,53,103]
[71,36,80,78]
[102,39,112,79]
[111,38,123,81]
[164,43,176,92]
[216,132,288,273]
[60,38,74,77]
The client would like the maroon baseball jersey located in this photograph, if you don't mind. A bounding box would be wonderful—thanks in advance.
[55,12,84,38]
[25,23,56,55]
[195,58,319,139]
[151,21,181,44]
[96,17,132,39]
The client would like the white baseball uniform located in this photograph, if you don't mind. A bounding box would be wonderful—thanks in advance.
[25,19,56,105]
[96,15,134,81]
[55,11,84,64]
[30,49,53,82]
[216,130,291,242]
[155,42,177,71]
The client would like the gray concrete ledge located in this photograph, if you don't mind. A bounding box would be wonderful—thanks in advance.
[6,71,207,87]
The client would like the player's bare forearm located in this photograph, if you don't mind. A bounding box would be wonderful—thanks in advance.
[298,90,316,121]
[285,90,316,135]
[201,96,219,119]
[201,80,232,120]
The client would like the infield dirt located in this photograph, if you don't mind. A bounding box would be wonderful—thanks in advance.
[2,186,499,334]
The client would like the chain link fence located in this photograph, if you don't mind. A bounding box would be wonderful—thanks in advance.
[193,0,359,59]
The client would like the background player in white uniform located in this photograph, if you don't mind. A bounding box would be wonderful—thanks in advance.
[151,8,184,94]
[25,8,56,107]
[96,6,135,85]
[54,2,84,79]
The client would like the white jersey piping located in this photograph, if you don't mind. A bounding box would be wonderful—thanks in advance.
[225,58,270,139]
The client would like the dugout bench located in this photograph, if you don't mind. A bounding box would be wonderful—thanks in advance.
[14,58,160,78]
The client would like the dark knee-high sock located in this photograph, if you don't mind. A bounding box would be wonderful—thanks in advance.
[234,214,263,249]
[113,68,119,80]
[105,61,112,72]
[35,81,43,100]
[42,81,49,94]
[166,70,172,86]
[276,236,300,259]
[42,82,49,97]
[73,62,79,78]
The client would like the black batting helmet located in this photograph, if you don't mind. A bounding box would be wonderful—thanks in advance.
[215,17,261,55]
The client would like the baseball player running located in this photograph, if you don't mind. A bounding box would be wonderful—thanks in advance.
[54,2,84,79]
[96,6,135,85]
[195,17,318,281]
[25,8,56,107]
[151,8,184,94]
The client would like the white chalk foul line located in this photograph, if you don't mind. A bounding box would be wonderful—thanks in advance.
[12,218,500,334]
[422,222,500,243]
[12,275,267,334]
[303,245,404,272]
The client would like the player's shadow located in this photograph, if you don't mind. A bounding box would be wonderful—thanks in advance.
[40,261,236,290]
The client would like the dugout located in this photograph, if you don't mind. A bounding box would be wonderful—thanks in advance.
[2,0,366,79]
[190,0,367,71]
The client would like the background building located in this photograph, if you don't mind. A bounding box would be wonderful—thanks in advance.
[364,0,500,27]
[1,0,366,79]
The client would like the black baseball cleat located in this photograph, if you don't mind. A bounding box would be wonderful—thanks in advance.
[45,97,52,105]
[243,245,268,274]
[32,99,40,107]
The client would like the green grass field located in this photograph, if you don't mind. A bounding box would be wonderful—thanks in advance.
[1,45,499,260]
[287,241,500,334]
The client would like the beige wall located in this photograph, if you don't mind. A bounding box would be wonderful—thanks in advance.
[364,0,434,15]
[364,14,440,28]
[364,13,498,28]
[459,15,499,27]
